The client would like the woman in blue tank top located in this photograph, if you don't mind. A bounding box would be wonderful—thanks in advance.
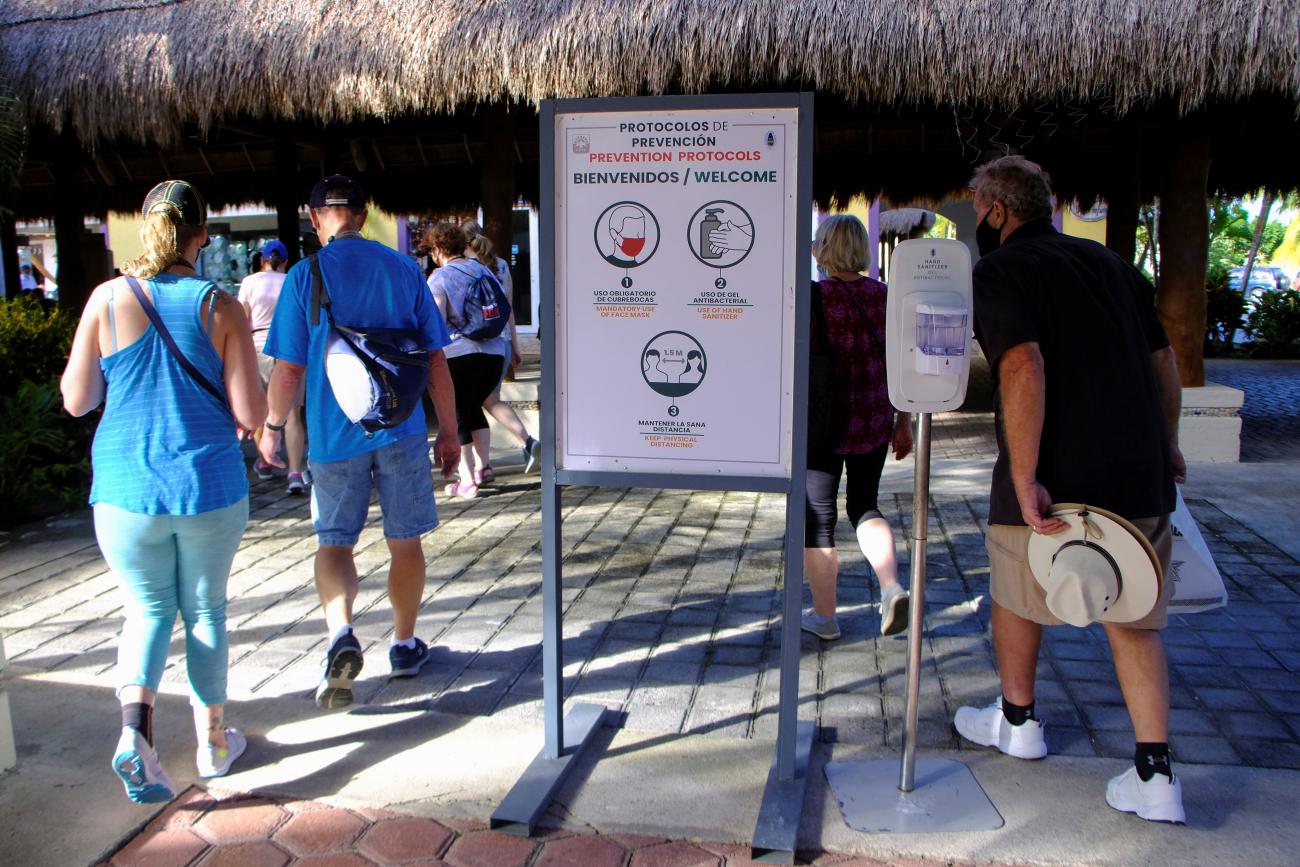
[61,181,266,803]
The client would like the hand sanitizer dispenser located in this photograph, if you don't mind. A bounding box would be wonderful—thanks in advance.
[914,302,969,375]
[886,239,973,413]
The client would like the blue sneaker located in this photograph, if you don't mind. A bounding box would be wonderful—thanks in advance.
[112,727,175,804]
[316,631,364,709]
[389,637,430,678]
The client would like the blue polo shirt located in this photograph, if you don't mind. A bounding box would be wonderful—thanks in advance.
[265,237,450,463]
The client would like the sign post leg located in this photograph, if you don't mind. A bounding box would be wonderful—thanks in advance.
[750,483,814,864]
[490,425,606,836]
[541,475,564,760]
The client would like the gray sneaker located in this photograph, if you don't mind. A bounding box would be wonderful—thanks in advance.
[800,609,841,641]
[523,437,541,474]
[880,584,910,636]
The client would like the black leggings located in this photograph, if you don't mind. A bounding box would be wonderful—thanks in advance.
[804,444,889,548]
[446,353,505,445]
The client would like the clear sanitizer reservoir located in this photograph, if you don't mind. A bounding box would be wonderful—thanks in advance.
[914,302,968,375]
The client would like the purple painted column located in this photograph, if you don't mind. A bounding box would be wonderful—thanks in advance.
[1052,207,1063,232]
[868,199,881,278]
[810,206,822,280]
[396,215,410,256]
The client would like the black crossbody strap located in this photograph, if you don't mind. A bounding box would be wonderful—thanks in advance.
[310,253,334,327]
[833,276,885,358]
[308,256,392,382]
[123,275,228,406]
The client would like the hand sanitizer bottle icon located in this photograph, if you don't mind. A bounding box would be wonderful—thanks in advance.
[700,209,724,260]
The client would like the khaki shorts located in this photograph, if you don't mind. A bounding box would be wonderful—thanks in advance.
[986,515,1174,630]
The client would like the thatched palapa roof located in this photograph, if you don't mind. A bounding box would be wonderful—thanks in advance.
[1,1,1299,220]
[879,208,936,240]
[3,0,1299,146]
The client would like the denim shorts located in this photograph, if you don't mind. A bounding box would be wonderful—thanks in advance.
[309,433,437,547]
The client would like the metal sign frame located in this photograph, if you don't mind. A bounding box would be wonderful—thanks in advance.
[491,92,815,864]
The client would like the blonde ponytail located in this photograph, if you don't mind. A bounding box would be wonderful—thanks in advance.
[122,212,203,278]
[458,220,494,261]
[466,232,493,261]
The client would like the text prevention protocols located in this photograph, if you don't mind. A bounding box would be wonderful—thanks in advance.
[554,103,800,477]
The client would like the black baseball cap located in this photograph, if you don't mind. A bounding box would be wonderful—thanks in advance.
[141,180,207,226]
[309,175,367,210]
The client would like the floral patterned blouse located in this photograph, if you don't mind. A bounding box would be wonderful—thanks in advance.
[812,275,893,454]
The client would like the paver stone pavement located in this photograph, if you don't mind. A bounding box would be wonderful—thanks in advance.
[6,375,1300,867]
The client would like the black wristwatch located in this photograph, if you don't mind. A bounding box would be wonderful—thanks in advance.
[265,420,286,432]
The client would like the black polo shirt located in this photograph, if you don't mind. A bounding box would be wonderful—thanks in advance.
[973,219,1176,525]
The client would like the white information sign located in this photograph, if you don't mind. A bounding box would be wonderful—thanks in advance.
[554,106,799,477]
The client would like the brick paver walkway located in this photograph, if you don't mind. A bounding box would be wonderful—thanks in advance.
[1205,358,1300,462]
[927,412,997,460]
[5,461,1299,773]
[100,786,975,867]
[5,403,1300,865]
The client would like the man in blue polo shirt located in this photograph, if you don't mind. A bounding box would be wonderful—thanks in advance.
[259,175,459,709]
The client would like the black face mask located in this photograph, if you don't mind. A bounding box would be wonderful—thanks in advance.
[975,211,1002,257]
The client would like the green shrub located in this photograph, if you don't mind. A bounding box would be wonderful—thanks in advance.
[1205,265,1246,354]
[1247,289,1300,358]
[0,295,76,397]
[0,377,95,526]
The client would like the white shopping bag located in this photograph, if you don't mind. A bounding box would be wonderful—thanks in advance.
[1166,488,1228,614]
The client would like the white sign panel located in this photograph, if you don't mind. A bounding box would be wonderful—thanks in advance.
[554,105,799,477]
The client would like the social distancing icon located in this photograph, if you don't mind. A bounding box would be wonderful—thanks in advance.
[641,330,707,417]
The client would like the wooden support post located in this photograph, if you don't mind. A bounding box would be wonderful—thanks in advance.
[54,125,90,313]
[274,133,301,264]
[480,101,515,264]
[1105,125,1140,265]
[1156,122,1211,388]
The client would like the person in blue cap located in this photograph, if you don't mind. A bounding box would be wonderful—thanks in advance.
[259,175,460,709]
[239,239,308,493]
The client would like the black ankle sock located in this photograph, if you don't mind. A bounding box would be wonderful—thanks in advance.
[1135,742,1173,781]
[1001,696,1034,727]
[121,702,153,745]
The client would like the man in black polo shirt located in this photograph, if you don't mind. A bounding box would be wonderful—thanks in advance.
[953,156,1187,823]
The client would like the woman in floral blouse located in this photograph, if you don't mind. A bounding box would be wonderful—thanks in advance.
[802,214,913,641]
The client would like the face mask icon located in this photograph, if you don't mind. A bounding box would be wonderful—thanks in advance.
[611,213,646,259]
[596,202,660,271]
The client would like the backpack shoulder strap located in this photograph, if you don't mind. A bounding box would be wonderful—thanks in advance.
[310,253,333,327]
[123,275,227,406]
[832,276,884,356]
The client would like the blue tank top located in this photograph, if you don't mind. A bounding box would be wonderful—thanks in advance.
[89,274,248,515]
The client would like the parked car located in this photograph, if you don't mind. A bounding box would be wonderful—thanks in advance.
[1229,265,1290,308]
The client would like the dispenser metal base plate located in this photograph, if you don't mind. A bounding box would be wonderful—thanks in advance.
[825,757,1003,834]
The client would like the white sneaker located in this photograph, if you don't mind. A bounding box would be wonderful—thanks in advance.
[1106,765,1186,824]
[953,698,1047,759]
[112,727,176,804]
[197,727,247,778]
[800,609,841,641]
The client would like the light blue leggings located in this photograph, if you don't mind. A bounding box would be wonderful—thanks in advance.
[94,498,248,706]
